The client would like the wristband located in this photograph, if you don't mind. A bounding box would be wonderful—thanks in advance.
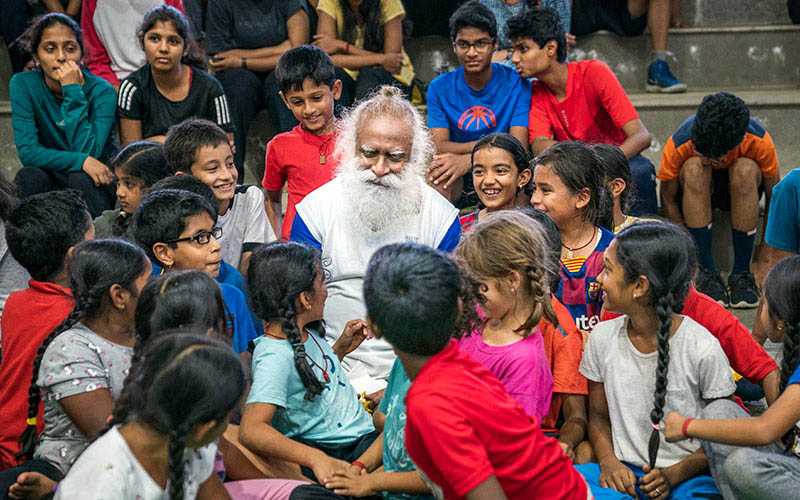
[351,460,367,471]
[241,57,247,69]
[682,418,695,440]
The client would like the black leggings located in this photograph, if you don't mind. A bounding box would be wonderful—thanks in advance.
[0,459,62,500]
[14,167,116,218]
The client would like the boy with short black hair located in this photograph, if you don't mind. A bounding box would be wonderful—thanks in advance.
[0,190,93,470]
[508,6,657,217]
[263,45,343,240]
[163,118,275,271]
[426,1,531,206]
[132,188,258,354]
[363,242,592,500]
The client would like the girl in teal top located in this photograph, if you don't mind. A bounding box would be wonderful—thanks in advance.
[11,13,117,217]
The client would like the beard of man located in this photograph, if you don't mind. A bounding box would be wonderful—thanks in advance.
[337,155,426,237]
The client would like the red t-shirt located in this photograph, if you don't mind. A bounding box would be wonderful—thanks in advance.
[262,125,338,240]
[405,341,589,500]
[528,60,638,147]
[0,281,74,469]
[538,296,588,432]
[601,286,777,383]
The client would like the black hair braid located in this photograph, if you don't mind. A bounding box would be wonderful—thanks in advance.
[167,422,190,500]
[648,293,673,469]
[779,323,800,448]
[278,298,325,401]
[15,296,96,459]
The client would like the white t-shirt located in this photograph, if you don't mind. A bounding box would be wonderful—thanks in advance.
[217,185,276,269]
[293,177,459,392]
[55,426,216,500]
[579,315,736,469]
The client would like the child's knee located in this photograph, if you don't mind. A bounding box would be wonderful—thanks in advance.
[574,440,596,465]
[728,158,761,193]
[700,398,748,420]
[722,448,762,494]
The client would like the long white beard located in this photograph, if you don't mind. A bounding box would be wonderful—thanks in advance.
[338,160,425,237]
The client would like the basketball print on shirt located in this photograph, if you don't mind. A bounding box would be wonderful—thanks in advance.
[458,106,497,131]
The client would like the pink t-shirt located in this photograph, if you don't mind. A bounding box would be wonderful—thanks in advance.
[458,329,553,421]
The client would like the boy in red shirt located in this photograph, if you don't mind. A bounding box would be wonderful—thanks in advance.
[507,6,657,217]
[0,190,94,470]
[262,45,342,240]
[363,242,593,500]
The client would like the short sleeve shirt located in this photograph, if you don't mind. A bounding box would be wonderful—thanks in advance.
[217,185,276,269]
[117,65,234,138]
[427,63,531,143]
[766,168,800,253]
[579,315,736,469]
[206,0,305,53]
[35,323,133,474]
[246,329,374,445]
[528,59,638,146]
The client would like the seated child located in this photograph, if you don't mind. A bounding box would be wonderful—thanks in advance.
[0,191,93,470]
[163,118,276,272]
[0,240,150,496]
[455,210,556,421]
[132,188,259,354]
[239,242,377,484]
[664,255,800,500]
[363,242,592,499]
[594,144,642,233]
[263,45,342,240]
[117,5,235,146]
[530,141,614,332]
[459,133,532,232]
[94,141,171,240]
[576,222,735,500]
[0,173,29,352]
[12,14,117,217]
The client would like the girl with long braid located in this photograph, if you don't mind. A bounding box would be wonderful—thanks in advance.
[53,333,246,500]
[575,222,735,500]
[239,242,378,485]
[664,255,800,500]
[0,239,151,498]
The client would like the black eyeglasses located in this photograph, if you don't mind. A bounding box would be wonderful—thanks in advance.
[166,227,223,245]
[453,38,493,52]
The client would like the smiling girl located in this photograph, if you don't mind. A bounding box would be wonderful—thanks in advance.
[11,13,117,217]
[117,5,235,146]
[459,133,532,232]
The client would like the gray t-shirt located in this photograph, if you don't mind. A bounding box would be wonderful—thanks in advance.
[580,315,736,469]
[34,323,133,474]
[217,185,276,269]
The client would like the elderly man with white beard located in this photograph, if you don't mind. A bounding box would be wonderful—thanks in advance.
[290,86,461,396]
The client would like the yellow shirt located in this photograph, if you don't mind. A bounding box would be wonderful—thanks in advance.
[317,0,415,86]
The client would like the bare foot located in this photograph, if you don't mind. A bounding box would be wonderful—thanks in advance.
[8,472,57,500]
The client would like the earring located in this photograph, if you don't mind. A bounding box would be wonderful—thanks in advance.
[776,323,785,331]
[632,293,638,300]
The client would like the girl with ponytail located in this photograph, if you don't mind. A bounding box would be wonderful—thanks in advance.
[0,239,150,498]
[664,255,800,500]
[54,333,246,500]
[239,242,378,484]
[575,221,736,500]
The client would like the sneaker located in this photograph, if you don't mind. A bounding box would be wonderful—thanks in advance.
[695,267,729,307]
[728,271,760,309]
[646,60,687,93]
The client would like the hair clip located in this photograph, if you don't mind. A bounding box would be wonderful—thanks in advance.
[651,422,661,431]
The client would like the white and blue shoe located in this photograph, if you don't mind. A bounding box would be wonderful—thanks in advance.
[646,60,687,93]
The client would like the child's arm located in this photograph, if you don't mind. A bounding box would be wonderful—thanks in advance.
[197,474,233,500]
[587,381,637,497]
[665,384,800,446]
[118,118,143,146]
[639,448,709,499]
[619,119,652,159]
[465,476,508,500]
[558,393,588,459]
[265,190,283,240]
[59,389,115,441]
[239,402,349,482]
[314,12,404,72]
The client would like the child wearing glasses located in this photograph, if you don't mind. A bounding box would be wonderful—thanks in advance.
[426,1,532,206]
[132,188,259,355]
[163,118,276,274]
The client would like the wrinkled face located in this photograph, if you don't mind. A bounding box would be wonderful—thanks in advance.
[472,146,530,211]
[188,143,237,203]
[453,27,495,75]
[35,24,82,86]
[281,77,342,135]
[510,37,550,79]
[167,212,222,278]
[355,114,413,184]
[142,20,186,71]
[114,165,146,214]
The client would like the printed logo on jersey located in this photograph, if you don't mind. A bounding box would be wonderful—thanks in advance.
[586,280,601,302]
[458,106,497,131]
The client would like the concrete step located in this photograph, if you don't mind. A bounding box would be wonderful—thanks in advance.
[571,25,800,93]
[680,0,793,26]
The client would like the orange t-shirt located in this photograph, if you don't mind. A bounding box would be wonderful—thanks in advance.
[537,295,588,432]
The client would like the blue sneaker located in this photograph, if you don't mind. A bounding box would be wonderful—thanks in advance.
[646,60,687,93]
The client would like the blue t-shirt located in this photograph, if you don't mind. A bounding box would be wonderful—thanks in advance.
[765,168,800,253]
[377,360,434,500]
[426,63,531,143]
[787,361,800,387]
[246,329,374,445]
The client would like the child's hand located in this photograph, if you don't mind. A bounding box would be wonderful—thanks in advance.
[8,471,57,500]
[324,469,377,497]
[381,53,404,74]
[312,34,344,55]
[558,441,575,461]
[333,319,371,360]
[311,454,350,484]
[428,153,470,189]
[599,458,637,497]
[664,412,688,442]
[639,465,671,499]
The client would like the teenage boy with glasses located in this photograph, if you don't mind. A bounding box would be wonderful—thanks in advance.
[426,1,531,207]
